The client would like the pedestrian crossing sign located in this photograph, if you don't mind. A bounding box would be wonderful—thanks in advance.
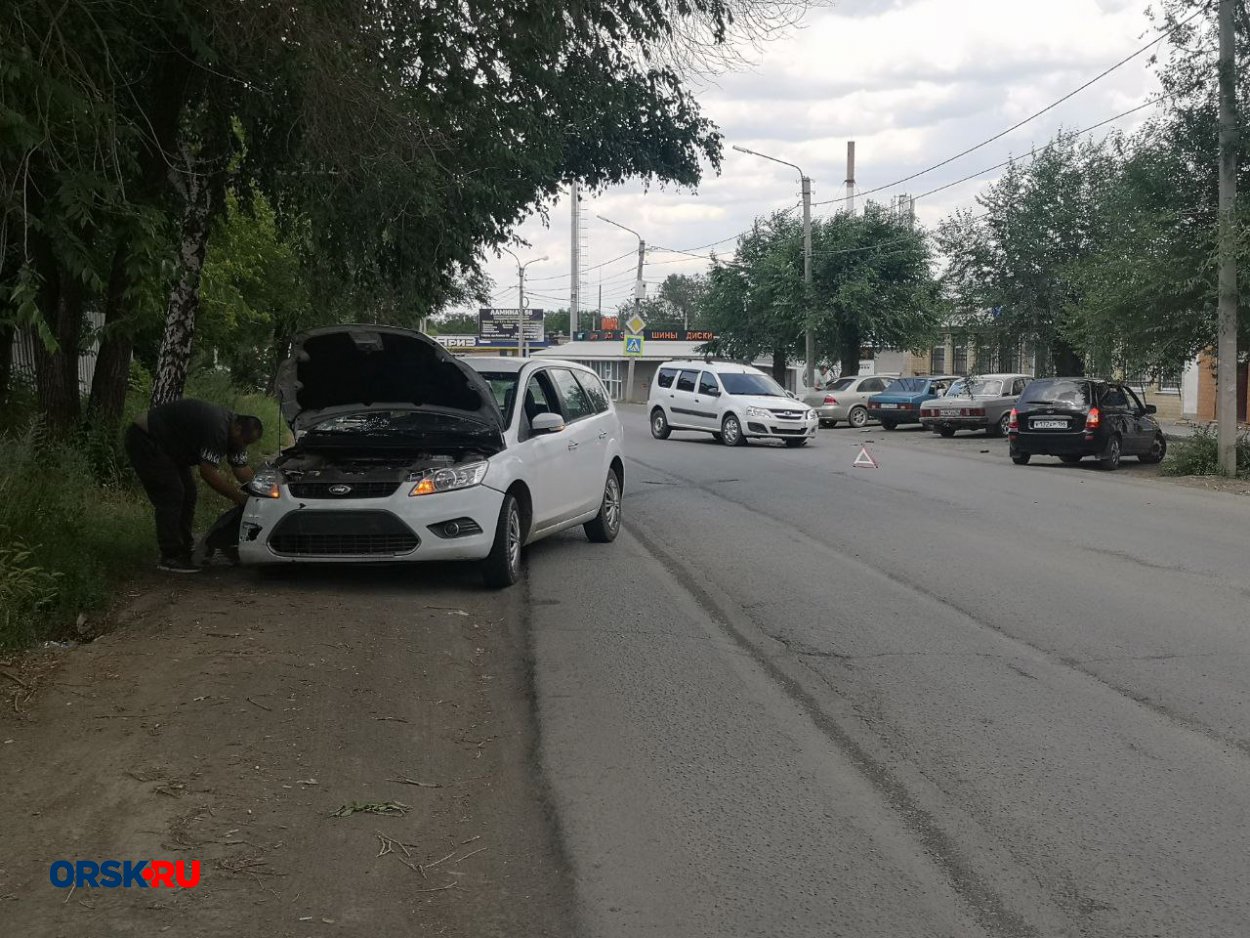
[624,335,644,356]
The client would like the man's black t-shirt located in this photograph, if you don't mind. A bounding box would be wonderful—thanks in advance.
[145,399,248,468]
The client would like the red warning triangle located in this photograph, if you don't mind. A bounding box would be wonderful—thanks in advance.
[853,445,879,469]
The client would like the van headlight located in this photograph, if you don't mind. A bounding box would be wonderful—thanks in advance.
[745,406,772,418]
[409,461,489,496]
[247,468,283,499]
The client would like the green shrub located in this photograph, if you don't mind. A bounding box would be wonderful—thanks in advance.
[0,426,150,649]
[1160,425,1250,478]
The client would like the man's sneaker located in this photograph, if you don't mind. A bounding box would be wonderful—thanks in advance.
[157,556,201,574]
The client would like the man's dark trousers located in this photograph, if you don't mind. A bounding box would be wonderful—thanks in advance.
[125,424,197,560]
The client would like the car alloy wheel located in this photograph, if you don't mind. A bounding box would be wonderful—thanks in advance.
[651,409,671,440]
[995,412,1011,437]
[482,493,524,589]
[506,503,522,575]
[721,414,744,446]
[585,471,622,543]
[848,406,868,428]
[1099,435,1122,470]
[1139,434,1166,464]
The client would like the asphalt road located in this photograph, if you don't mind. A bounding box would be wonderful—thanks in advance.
[525,408,1250,938]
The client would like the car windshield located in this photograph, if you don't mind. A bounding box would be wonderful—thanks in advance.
[304,410,501,449]
[720,372,786,397]
[1018,379,1089,407]
[947,379,1003,397]
[893,378,935,393]
[474,371,520,423]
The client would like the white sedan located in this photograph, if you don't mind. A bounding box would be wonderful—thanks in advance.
[238,327,624,587]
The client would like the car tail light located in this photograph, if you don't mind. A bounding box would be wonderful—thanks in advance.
[1085,406,1101,430]
[1008,408,1018,431]
[824,395,837,404]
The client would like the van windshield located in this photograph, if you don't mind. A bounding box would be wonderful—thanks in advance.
[720,373,786,397]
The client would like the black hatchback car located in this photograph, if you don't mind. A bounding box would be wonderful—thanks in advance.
[1008,378,1167,469]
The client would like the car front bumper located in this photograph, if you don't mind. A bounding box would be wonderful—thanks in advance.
[742,414,819,439]
[238,483,505,564]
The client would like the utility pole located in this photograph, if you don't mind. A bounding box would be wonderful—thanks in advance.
[733,145,815,389]
[570,180,581,339]
[846,141,856,215]
[502,248,547,359]
[598,214,646,321]
[1217,0,1240,475]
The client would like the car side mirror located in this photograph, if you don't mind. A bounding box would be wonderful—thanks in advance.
[530,412,565,434]
[786,390,797,399]
[704,388,720,397]
[1144,404,1157,415]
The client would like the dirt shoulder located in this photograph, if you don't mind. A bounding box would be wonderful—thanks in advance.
[0,563,574,937]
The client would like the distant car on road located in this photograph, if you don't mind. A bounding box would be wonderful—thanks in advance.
[1008,377,1166,469]
[866,375,959,430]
[920,373,1031,437]
[649,360,818,447]
[802,374,898,428]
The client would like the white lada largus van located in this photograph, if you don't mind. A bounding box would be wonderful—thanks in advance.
[647,360,817,447]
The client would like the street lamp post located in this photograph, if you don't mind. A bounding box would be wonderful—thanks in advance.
[597,215,646,323]
[502,248,547,358]
[733,145,814,391]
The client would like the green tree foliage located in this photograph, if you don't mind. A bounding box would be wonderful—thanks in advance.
[701,208,942,377]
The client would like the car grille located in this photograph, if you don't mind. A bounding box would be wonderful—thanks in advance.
[269,510,418,557]
[769,409,806,420]
[287,480,400,499]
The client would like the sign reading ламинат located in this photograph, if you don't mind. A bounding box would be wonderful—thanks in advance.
[478,308,545,343]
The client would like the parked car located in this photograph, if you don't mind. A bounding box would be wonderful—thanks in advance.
[802,374,899,428]
[919,373,1032,437]
[239,326,624,587]
[649,360,818,447]
[1007,377,1166,469]
[866,375,959,430]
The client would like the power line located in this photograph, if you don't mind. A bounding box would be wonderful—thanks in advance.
[812,6,1205,208]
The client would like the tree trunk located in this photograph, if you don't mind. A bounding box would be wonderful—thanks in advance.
[151,168,211,406]
[1051,335,1085,377]
[88,244,136,425]
[32,253,85,434]
[771,347,787,384]
[0,324,13,410]
[839,319,861,378]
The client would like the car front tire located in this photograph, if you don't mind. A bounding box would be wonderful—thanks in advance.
[1138,434,1167,464]
[721,414,747,446]
[584,469,623,543]
[650,408,672,440]
[481,493,523,589]
[784,438,808,448]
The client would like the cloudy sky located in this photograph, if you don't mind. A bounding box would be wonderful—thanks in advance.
[462,0,1172,320]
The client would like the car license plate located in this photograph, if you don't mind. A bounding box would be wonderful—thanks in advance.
[879,403,898,409]
[1032,418,1068,429]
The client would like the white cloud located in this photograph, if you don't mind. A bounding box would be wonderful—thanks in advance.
[456,0,1165,317]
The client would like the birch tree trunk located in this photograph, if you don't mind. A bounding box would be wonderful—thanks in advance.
[151,160,211,407]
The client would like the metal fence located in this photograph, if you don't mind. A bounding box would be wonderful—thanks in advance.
[7,310,105,394]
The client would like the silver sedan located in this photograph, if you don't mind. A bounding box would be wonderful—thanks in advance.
[802,375,899,428]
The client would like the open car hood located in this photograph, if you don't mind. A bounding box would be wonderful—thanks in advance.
[277,326,505,434]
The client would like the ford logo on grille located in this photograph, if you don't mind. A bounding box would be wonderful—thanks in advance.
[328,484,352,496]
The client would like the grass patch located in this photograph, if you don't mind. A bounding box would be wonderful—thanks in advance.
[1160,425,1250,478]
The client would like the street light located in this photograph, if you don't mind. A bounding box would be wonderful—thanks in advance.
[502,247,547,358]
[732,144,814,390]
[597,215,647,322]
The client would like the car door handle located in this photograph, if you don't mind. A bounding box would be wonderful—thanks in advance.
[598,431,607,440]
[567,441,579,451]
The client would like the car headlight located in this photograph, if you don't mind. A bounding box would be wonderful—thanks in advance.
[247,468,283,499]
[745,406,772,418]
[409,461,489,496]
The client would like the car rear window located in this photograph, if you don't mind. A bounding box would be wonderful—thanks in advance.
[830,378,855,391]
[1018,379,1090,407]
[893,378,931,393]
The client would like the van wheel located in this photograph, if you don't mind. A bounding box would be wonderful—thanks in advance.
[1099,434,1122,470]
[584,470,622,543]
[650,408,671,440]
[721,414,747,446]
[481,494,523,589]
[1138,434,1167,464]
[848,406,868,428]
